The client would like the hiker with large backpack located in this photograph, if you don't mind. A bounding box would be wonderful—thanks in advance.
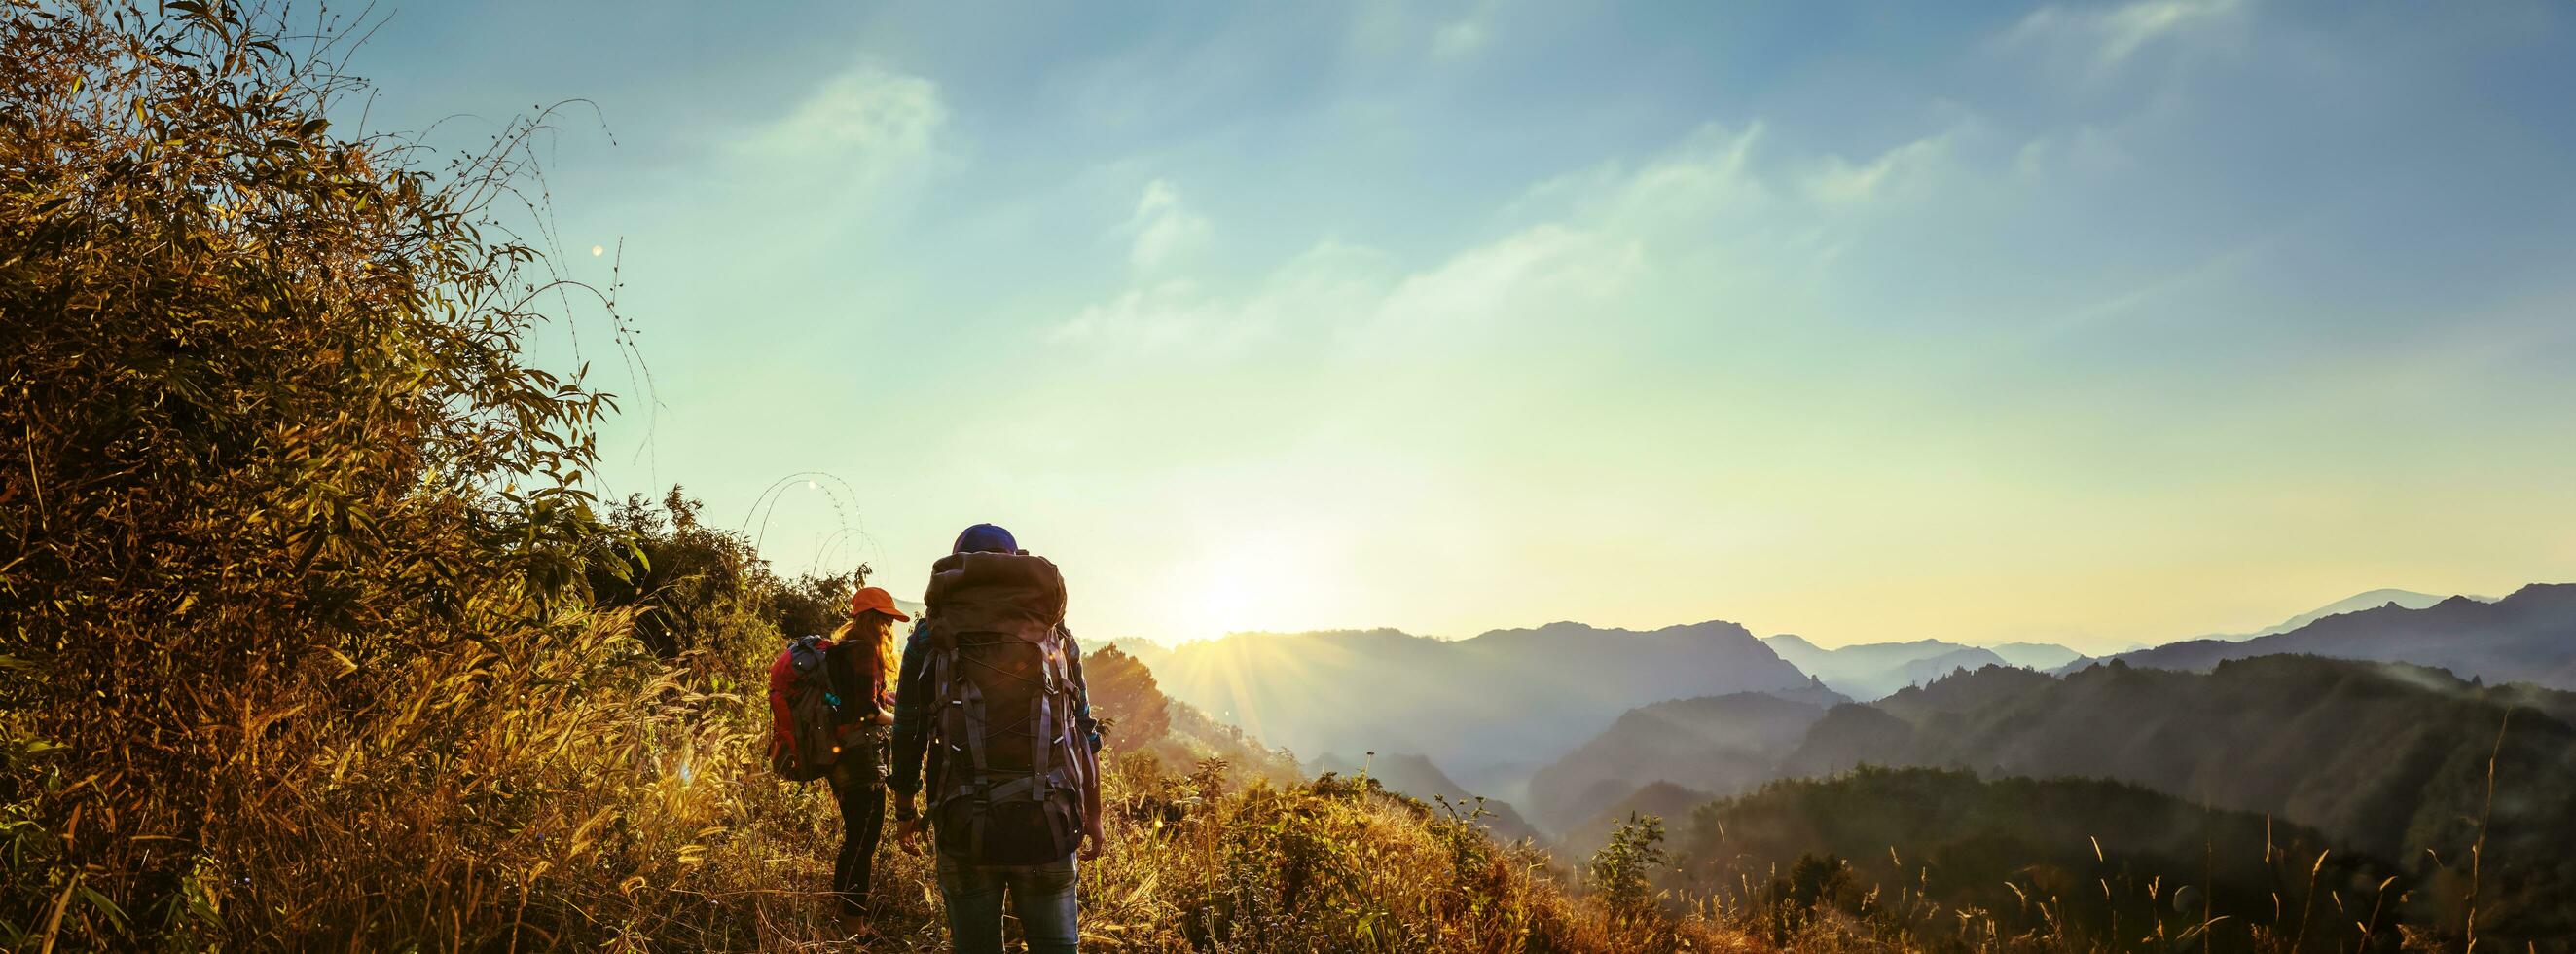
[889,523,1105,954]
[767,585,910,934]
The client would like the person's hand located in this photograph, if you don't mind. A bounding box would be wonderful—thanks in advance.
[1077,823,1106,862]
[893,816,927,855]
[871,708,895,726]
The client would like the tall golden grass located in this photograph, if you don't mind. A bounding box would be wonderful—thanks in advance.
[13,573,1779,949]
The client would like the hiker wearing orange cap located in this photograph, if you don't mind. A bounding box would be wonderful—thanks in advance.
[766,584,911,935]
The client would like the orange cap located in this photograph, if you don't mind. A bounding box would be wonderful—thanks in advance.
[849,585,911,621]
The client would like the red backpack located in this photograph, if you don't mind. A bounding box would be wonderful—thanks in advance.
[772,634,874,782]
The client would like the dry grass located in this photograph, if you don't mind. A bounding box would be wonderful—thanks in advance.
[9,558,1779,950]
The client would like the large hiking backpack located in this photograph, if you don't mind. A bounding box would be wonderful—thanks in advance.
[773,634,876,782]
[918,550,1090,865]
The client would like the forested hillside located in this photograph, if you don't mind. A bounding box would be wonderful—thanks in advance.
[1516,649,2576,949]
[1780,657,2576,943]
[1671,769,2402,953]
[1526,692,1827,832]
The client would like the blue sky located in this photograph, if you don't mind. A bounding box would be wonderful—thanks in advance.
[350,0,2576,649]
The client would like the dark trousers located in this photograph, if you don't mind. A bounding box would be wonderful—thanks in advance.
[827,754,887,913]
[934,853,1080,954]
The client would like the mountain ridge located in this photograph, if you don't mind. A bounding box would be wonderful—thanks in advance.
[2082,583,2576,688]
[1761,635,2025,700]
[1119,618,1816,791]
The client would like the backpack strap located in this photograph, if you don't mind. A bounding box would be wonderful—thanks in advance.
[925,622,988,856]
[792,633,850,718]
[924,623,957,796]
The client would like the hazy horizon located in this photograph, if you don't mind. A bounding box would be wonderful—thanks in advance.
[345,0,2576,650]
[1100,583,2527,653]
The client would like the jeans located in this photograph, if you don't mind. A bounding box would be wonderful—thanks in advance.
[827,754,886,914]
[933,853,1080,954]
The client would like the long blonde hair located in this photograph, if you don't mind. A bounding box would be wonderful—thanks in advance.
[829,611,902,702]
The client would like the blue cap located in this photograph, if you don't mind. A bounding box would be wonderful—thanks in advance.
[952,523,1018,554]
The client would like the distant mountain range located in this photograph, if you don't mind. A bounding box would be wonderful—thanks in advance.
[1755,589,2499,700]
[1761,637,1994,700]
[1113,620,1819,786]
[2081,583,2575,689]
[2219,587,2463,640]
[1761,635,2060,700]
[1513,585,2576,853]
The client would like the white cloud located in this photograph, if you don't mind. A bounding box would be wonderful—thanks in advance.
[702,62,950,251]
[1052,120,1977,362]
[1052,279,1232,353]
[1053,240,1398,358]
[1354,223,1647,354]
[739,63,946,163]
[1431,1,1499,62]
[1801,131,1953,206]
[1432,19,1488,59]
[2001,0,2244,72]
[1126,178,1212,273]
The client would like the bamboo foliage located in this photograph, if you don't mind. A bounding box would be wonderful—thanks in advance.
[0,0,614,944]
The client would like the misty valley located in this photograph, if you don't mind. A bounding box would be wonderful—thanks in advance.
[1092,585,2576,950]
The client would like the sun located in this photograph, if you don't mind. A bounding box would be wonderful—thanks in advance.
[1161,544,1314,641]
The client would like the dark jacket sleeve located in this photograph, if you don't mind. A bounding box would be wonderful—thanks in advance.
[1065,630,1102,753]
[886,624,935,796]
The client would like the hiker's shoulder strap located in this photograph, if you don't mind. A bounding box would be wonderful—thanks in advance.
[790,634,843,702]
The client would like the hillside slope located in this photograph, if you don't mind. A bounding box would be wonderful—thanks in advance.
[1310,752,1542,843]
[1558,780,1712,862]
[1671,768,2399,953]
[1526,692,1828,832]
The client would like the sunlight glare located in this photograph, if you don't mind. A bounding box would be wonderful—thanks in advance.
[1162,541,1323,642]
